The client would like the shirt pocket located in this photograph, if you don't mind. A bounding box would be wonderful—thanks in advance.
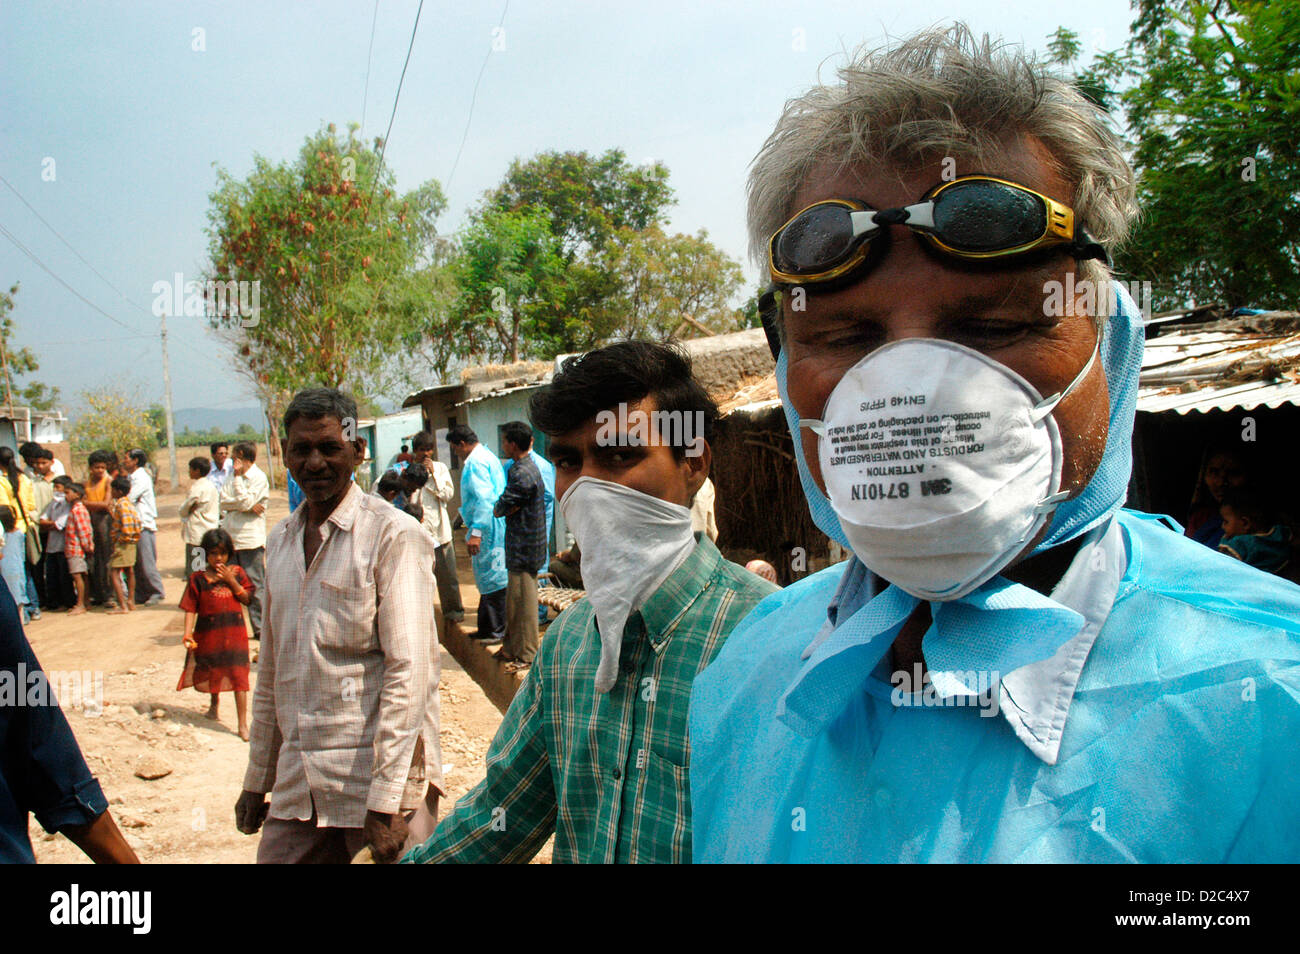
[640,748,690,864]
[314,578,379,653]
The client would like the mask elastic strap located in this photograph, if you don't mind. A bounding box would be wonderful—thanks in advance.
[1029,336,1100,424]
[799,418,827,436]
[1033,489,1073,514]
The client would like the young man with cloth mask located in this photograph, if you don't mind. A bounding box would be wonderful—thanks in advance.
[688,25,1300,863]
[402,341,777,864]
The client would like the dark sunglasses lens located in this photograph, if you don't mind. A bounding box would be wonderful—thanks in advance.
[775,204,859,272]
[932,182,1047,252]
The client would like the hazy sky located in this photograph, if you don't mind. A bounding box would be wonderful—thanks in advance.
[0,0,1136,418]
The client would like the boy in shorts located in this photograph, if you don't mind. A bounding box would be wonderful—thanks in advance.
[108,475,141,613]
[62,482,94,616]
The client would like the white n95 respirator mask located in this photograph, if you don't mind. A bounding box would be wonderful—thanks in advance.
[800,336,1098,601]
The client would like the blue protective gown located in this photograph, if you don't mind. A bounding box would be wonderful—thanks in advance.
[459,443,507,594]
[688,281,1300,863]
[689,510,1300,862]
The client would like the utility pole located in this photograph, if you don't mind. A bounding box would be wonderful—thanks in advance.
[262,406,276,490]
[159,315,178,489]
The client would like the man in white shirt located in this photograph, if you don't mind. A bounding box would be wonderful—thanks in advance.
[122,448,164,606]
[208,441,235,493]
[179,456,222,575]
[409,431,464,627]
[220,440,269,639]
[236,387,441,864]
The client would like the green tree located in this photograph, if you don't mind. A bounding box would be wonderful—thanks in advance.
[0,282,61,410]
[487,149,674,255]
[145,404,166,446]
[206,122,450,419]
[73,386,158,457]
[596,227,745,339]
[454,149,746,358]
[448,208,567,363]
[1069,1,1300,309]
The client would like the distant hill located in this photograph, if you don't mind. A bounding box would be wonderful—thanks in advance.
[173,406,266,433]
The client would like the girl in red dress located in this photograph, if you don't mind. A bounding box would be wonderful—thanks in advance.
[177,528,254,740]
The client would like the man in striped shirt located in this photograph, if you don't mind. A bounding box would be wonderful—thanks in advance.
[403,342,777,864]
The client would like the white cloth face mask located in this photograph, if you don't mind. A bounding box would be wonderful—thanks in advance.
[558,475,697,692]
[800,336,1098,601]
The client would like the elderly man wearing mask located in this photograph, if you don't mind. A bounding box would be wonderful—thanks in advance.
[688,25,1300,864]
[403,341,777,864]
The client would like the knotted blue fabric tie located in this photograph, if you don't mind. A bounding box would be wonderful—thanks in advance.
[777,572,1084,738]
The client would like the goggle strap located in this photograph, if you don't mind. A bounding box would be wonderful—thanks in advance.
[1070,230,1110,266]
[758,286,782,360]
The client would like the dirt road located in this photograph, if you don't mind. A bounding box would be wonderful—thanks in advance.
[25,488,512,864]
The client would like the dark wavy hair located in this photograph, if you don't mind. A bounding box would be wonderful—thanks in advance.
[528,340,717,460]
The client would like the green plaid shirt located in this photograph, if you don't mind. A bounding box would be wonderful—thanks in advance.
[402,535,778,864]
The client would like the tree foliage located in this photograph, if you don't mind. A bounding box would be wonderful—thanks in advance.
[1066,1,1300,309]
[73,386,158,456]
[452,148,747,361]
[0,282,61,411]
[487,149,674,256]
[205,123,450,411]
[449,208,567,363]
[597,227,745,339]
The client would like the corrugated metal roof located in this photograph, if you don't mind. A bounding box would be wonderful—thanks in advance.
[456,381,548,407]
[1137,320,1300,415]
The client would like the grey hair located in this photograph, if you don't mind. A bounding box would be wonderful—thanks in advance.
[747,24,1137,315]
[283,387,359,434]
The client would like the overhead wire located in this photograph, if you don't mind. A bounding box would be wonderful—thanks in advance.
[0,172,154,318]
[364,0,425,224]
[0,216,235,374]
[446,0,511,193]
[0,170,250,377]
[360,0,380,134]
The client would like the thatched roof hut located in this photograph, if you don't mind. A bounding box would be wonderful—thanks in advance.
[710,371,839,584]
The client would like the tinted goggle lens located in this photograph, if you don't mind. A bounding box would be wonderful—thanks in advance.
[773,203,859,274]
[930,180,1046,253]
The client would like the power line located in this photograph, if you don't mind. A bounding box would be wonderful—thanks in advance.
[0,220,234,374]
[361,0,380,133]
[0,172,155,317]
[446,0,511,193]
[0,221,149,336]
[365,0,424,221]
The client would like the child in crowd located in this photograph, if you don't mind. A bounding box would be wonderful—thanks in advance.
[1219,491,1293,576]
[375,470,405,506]
[62,482,94,616]
[108,475,141,614]
[0,506,30,622]
[178,527,254,740]
[39,475,75,609]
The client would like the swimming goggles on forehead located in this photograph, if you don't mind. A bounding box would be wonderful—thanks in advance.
[767,175,1108,288]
